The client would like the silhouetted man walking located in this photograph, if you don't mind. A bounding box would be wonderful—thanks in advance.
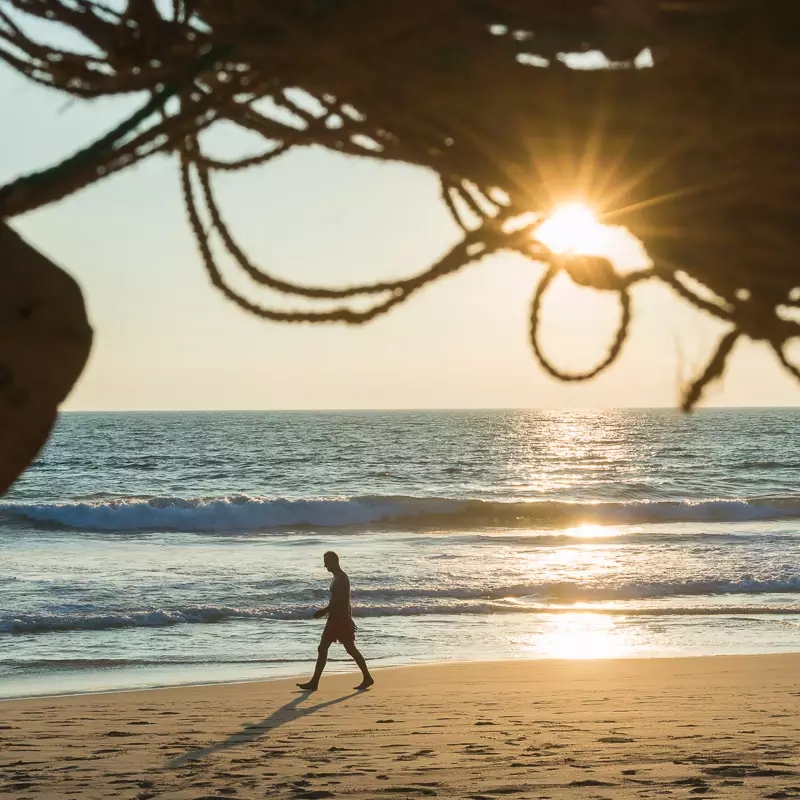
[297,551,374,692]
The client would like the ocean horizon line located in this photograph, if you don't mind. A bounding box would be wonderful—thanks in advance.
[58,405,800,414]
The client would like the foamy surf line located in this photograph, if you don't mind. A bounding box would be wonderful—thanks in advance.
[4,494,800,532]
[3,602,800,635]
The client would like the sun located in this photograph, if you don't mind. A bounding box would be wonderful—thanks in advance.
[534,201,609,257]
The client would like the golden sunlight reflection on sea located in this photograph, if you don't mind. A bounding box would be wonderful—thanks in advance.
[520,612,637,660]
[563,524,625,539]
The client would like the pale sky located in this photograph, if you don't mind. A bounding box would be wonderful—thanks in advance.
[2,63,799,410]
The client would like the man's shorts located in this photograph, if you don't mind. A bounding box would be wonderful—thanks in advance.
[322,616,357,646]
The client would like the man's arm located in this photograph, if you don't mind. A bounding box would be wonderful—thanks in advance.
[312,604,329,619]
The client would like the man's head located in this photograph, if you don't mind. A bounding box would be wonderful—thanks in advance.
[323,551,340,573]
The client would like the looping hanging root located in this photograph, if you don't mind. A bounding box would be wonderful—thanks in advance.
[2,2,800,410]
[528,262,651,384]
[179,136,516,324]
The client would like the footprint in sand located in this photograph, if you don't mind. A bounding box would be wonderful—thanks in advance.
[395,749,434,762]
[704,765,797,778]
[567,779,616,787]
[597,736,634,743]
[672,777,708,787]
[194,795,242,800]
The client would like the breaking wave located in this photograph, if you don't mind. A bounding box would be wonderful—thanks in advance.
[4,494,800,533]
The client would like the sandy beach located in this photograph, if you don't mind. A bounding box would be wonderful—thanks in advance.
[2,654,799,799]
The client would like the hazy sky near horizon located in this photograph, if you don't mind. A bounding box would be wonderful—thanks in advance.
[3,63,799,410]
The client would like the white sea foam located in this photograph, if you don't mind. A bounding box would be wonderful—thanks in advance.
[4,494,800,532]
[3,576,800,634]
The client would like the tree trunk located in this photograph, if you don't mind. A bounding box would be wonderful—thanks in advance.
[0,223,92,493]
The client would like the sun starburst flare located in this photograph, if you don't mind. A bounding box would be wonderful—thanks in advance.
[534,201,610,257]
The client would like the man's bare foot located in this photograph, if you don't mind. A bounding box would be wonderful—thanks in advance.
[296,681,318,692]
[354,676,374,691]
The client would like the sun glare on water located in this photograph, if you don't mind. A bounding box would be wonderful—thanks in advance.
[564,524,623,540]
[529,613,635,660]
[534,201,610,257]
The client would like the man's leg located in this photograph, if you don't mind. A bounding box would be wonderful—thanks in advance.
[297,638,331,691]
[344,641,374,690]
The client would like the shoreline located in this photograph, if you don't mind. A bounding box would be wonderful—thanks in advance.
[0,641,800,703]
[4,645,800,702]
[2,654,799,799]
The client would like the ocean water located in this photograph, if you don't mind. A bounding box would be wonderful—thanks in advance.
[1,409,799,698]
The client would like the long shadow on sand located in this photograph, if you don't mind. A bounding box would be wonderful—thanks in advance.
[168,690,359,767]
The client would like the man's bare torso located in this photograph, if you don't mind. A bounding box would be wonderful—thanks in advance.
[329,571,352,620]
